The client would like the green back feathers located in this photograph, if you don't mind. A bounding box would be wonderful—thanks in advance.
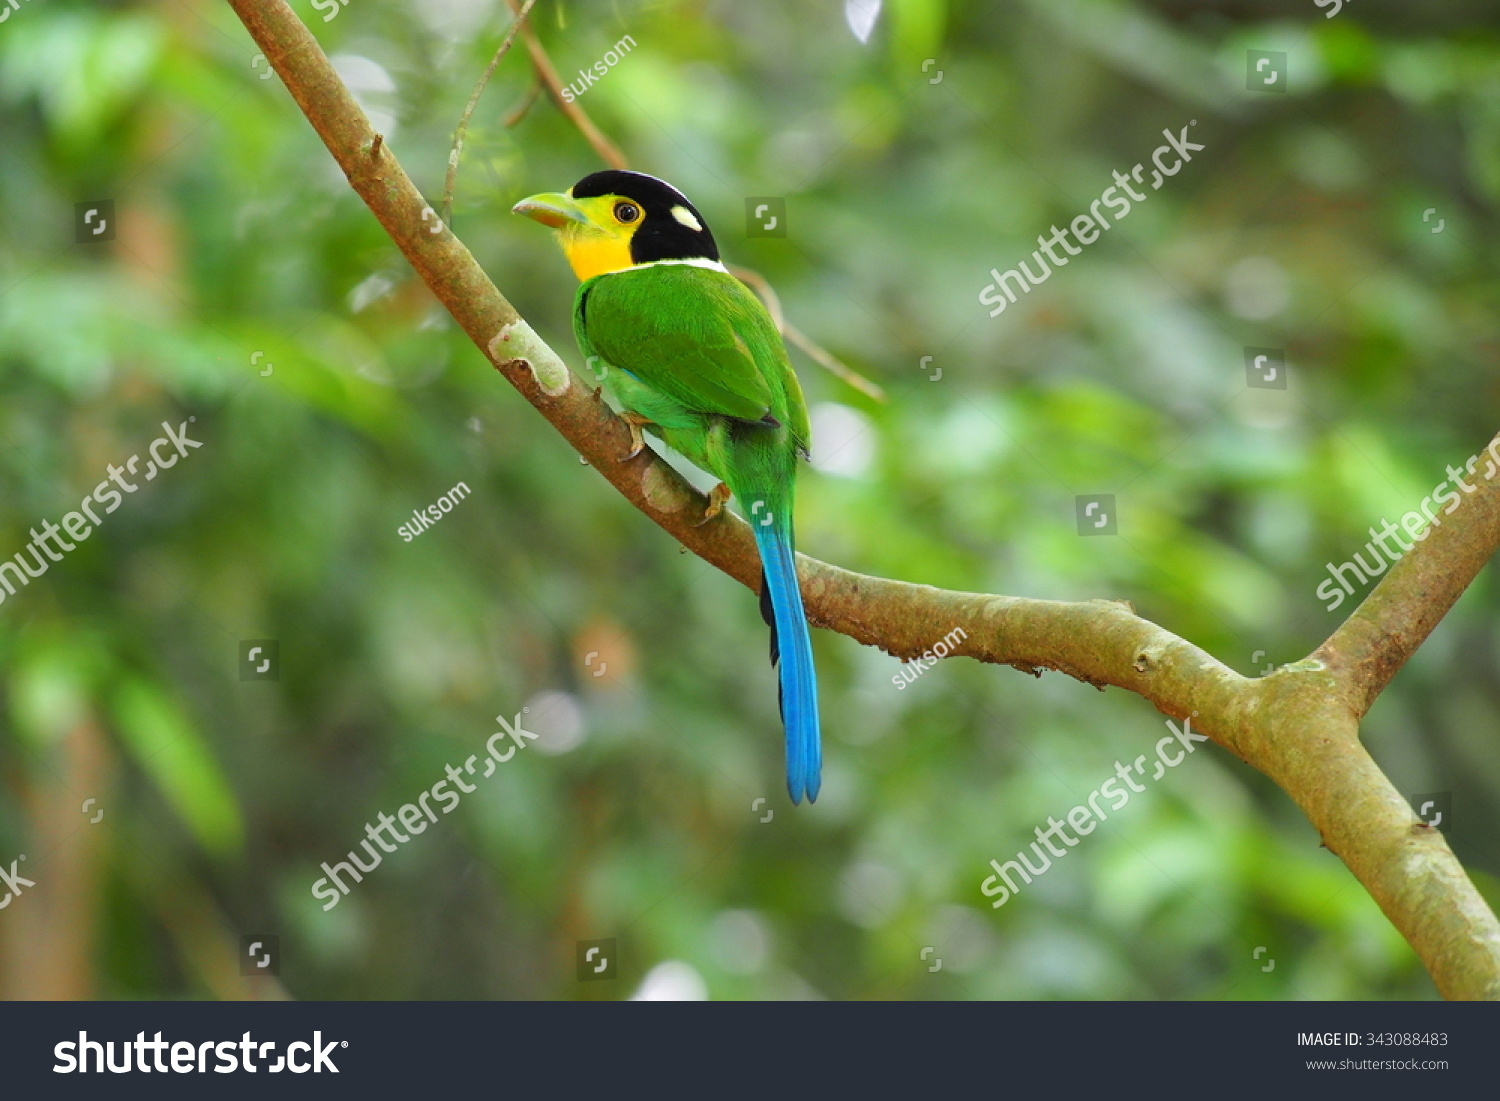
[575,264,811,452]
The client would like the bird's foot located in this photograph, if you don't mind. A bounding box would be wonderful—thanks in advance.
[618,412,653,461]
[695,482,732,527]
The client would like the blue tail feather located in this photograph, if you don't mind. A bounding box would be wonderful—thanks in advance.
[752,519,821,804]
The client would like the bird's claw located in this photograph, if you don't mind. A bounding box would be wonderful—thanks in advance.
[619,412,652,461]
[695,482,731,526]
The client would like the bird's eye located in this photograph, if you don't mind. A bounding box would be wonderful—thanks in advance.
[614,202,641,224]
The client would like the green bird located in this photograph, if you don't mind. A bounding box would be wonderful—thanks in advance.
[513,170,822,803]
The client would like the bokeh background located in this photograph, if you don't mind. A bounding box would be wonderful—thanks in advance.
[2,0,1499,1001]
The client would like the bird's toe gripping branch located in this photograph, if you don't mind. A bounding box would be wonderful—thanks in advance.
[619,411,653,461]
[695,483,732,527]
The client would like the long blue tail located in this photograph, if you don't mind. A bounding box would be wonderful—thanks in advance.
[752,518,821,804]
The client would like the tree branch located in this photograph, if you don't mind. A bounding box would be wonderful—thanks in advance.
[226,0,1500,999]
[1316,438,1500,716]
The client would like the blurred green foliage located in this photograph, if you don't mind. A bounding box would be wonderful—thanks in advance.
[2,0,1499,1000]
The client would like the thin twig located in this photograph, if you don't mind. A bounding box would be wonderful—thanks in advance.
[503,0,628,169]
[443,0,538,225]
[730,263,887,403]
[727,262,784,330]
[504,78,544,128]
[785,322,886,403]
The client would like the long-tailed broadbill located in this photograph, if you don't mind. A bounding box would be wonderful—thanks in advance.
[513,170,822,804]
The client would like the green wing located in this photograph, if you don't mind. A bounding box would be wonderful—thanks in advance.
[576,264,809,445]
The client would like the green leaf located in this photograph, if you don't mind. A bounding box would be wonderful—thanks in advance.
[111,678,244,856]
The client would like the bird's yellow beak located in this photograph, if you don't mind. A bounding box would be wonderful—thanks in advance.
[512,192,590,229]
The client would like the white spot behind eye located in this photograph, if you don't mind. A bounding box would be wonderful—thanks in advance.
[671,205,702,231]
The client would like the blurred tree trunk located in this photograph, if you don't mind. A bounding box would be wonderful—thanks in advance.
[0,718,107,1000]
